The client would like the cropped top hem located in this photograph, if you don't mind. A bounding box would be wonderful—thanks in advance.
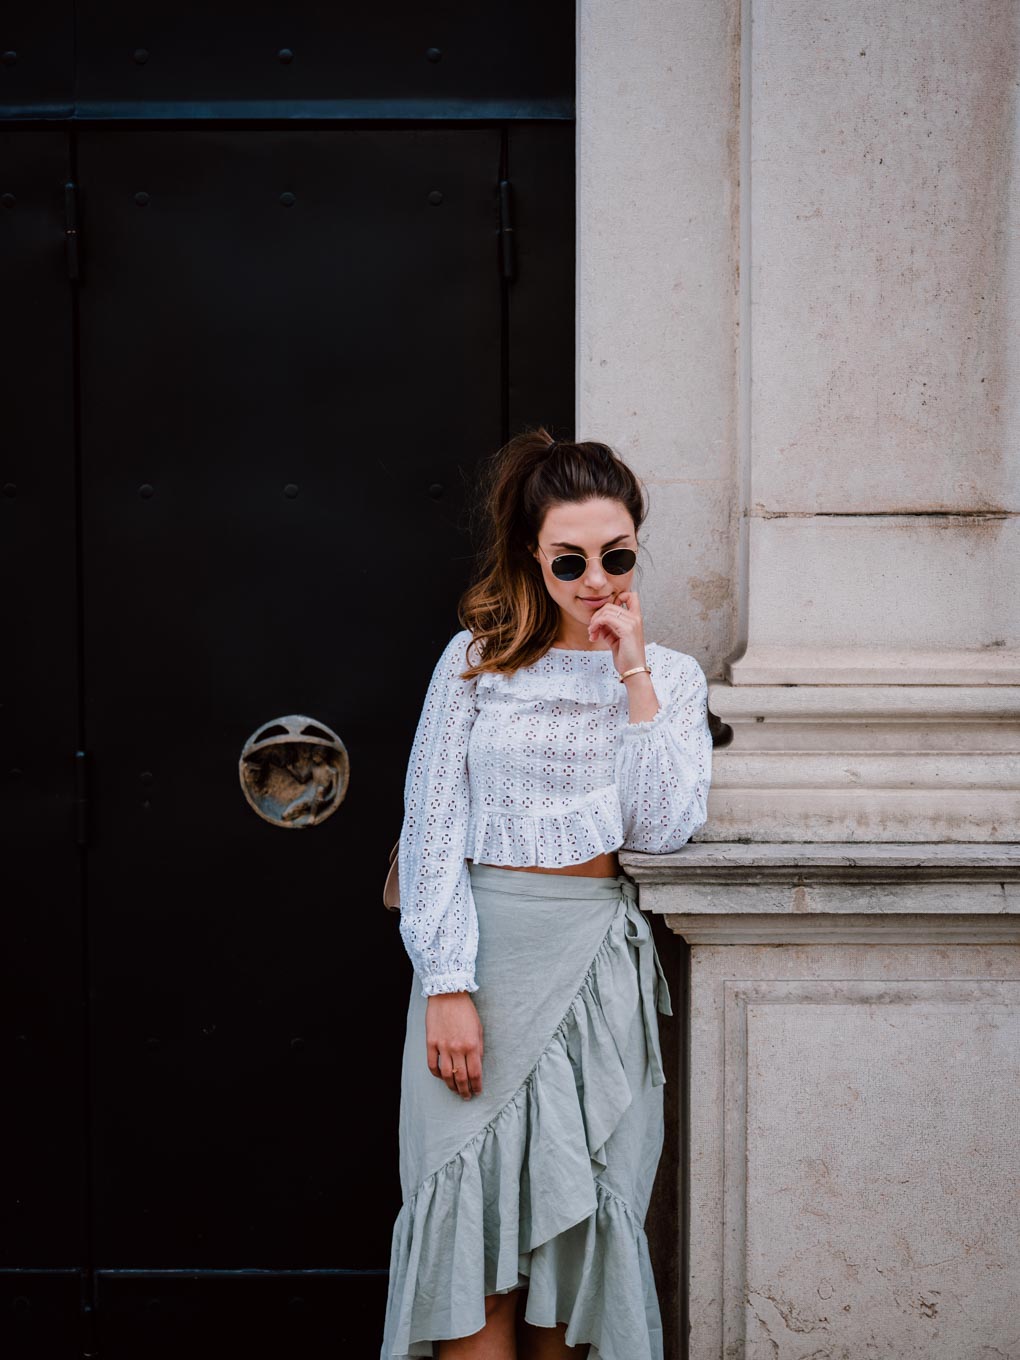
[466,782,625,869]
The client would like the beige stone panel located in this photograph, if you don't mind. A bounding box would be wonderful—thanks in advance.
[750,0,1019,513]
[745,513,1019,652]
[743,995,1020,1358]
[686,943,1020,1360]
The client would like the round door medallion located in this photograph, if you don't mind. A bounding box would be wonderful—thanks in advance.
[238,715,349,828]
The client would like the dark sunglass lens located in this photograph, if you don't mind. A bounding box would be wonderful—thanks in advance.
[551,554,586,581]
[603,548,637,575]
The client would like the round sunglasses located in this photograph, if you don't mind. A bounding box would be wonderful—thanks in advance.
[538,544,638,582]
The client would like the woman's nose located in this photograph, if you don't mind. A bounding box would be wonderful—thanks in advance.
[583,561,609,590]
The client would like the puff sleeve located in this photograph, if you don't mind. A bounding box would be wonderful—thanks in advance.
[614,649,712,854]
[397,629,480,998]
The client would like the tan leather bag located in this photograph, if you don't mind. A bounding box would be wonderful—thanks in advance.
[383,839,400,911]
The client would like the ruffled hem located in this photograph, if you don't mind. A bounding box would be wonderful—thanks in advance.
[521,1179,665,1360]
[380,890,672,1360]
[467,783,625,868]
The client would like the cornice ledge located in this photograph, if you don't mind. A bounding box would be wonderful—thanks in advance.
[658,914,1020,945]
[619,841,1020,886]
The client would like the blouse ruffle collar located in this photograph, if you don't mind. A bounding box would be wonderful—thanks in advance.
[475,641,661,708]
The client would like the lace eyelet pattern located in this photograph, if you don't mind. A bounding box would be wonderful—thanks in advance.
[398,630,712,997]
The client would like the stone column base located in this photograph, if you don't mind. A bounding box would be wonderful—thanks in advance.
[703,681,1020,842]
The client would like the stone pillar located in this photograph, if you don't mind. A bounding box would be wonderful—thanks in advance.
[708,0,1020,844]
[581,0,1020,1355]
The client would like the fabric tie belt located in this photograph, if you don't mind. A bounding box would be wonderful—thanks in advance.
[617,877,671,1088]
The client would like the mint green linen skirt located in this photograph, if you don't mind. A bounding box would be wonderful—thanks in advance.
[380,861,674,1360]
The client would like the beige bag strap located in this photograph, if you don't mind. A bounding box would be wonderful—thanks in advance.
[383,839,400,912]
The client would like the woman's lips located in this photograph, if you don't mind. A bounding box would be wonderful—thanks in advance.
[579,596,611,608]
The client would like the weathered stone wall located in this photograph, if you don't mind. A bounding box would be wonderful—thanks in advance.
[581,1,1020,1355]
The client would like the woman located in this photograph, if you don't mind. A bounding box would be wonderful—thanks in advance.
[381,430,713,1360]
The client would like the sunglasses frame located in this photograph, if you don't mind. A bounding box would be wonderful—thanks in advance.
[537,543,639,582]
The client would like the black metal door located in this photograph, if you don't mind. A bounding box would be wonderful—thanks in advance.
[2,7,574,1355]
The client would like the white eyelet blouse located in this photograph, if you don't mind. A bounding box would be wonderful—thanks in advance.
[397,628,713,997]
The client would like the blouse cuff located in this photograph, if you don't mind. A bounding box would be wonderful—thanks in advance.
[419,970,479,998]
[619,698,671,738]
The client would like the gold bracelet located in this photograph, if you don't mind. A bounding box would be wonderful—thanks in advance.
[618,665,652,683]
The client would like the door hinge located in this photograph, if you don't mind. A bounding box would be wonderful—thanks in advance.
[498,179,514,282]
[64,180,80,282]
[74,749,89,847]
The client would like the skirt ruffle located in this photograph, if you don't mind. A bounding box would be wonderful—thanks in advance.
[380,869,672,1360]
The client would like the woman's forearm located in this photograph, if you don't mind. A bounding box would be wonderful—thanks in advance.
[623,670,661,724]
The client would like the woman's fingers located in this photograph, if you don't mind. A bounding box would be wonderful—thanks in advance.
[440,1047,478,1099]
[440,1049,456,1092]
[439,1044,484,1098]
[426,1039,452,1084]
[465,1050,484,1097]
[453,1055,474,1099]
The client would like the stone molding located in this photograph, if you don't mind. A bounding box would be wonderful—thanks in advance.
[695,683,1020,842]
[621,843,1020,943]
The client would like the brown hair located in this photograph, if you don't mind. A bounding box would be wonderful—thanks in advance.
[456,426,649,677]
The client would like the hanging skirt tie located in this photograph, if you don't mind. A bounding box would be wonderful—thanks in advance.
[380,863,673,1360]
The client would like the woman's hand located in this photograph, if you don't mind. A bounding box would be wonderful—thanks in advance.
[425,993,484,1099]
[588,590,647,675]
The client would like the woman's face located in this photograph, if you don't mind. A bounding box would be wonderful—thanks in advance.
[531,497,638,642]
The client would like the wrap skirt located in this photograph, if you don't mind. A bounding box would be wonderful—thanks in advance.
[380,862,674,1360]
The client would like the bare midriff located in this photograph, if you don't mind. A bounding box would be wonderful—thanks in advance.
[470,849,621,878]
